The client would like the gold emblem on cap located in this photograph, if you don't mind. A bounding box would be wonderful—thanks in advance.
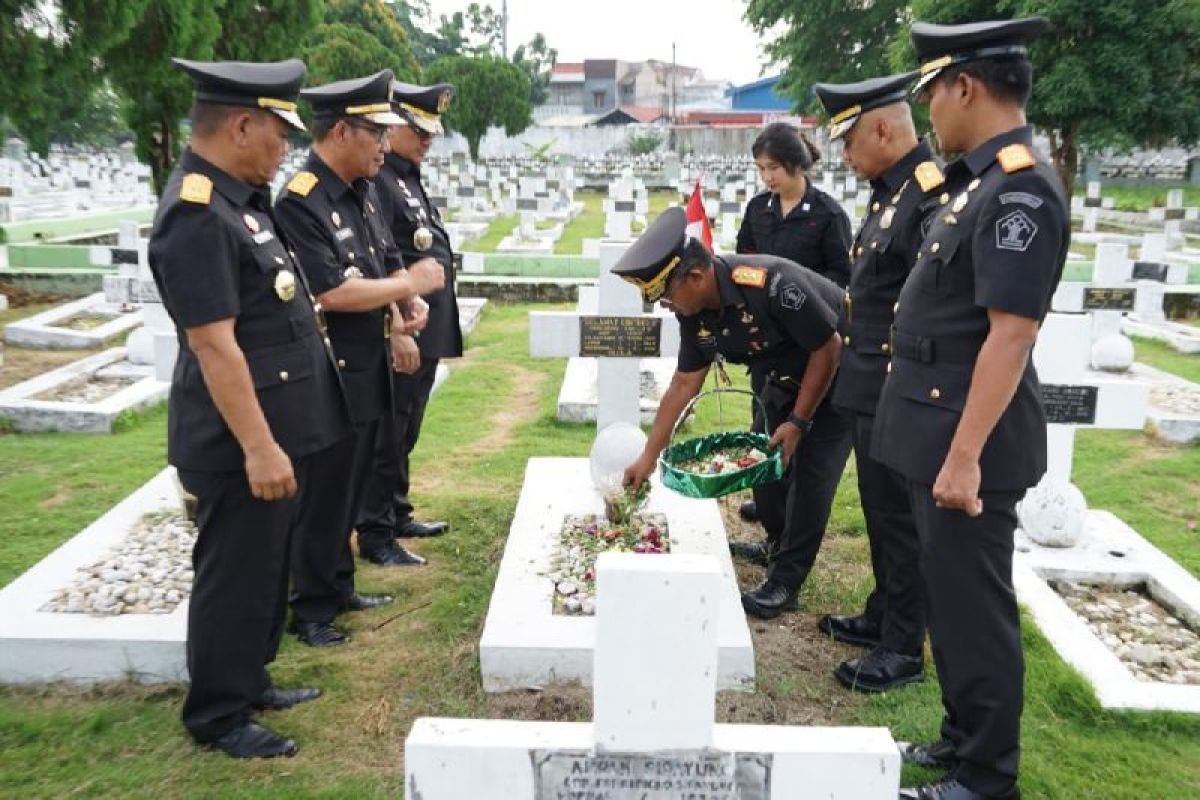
[437,90,452,113]
[413,226,434,251]
[331,211,341,227]
[952,192,969,213]
[274,270,296,302]
[880,206,895,230]
[243,213,260,233]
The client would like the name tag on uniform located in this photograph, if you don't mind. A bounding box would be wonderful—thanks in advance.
[252,229,274,245]
[335,227,355,241]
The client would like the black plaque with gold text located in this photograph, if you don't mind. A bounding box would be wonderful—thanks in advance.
[579,315,662,358]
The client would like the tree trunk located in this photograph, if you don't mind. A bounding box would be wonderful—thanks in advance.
[468,132,482,162]
[1048,124,1079,205]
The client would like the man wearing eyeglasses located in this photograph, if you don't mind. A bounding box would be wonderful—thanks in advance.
[355,81,462,566]
[275,69,445,648]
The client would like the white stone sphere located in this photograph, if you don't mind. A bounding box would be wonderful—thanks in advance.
[589,422,648,491]
[125,327,155,365]
[1090,333,1134,373]
[1019,476,1088,548]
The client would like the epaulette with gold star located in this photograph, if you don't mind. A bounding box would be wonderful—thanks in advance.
[914,161,944,192]
[997,144,1035,174]
[179,173,212,205]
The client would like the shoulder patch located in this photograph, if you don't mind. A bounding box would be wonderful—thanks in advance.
[914,161,944,192]
[179,173,212,205]
[287,171,319,197]
[997,144,1035,174]
[731,265,768,288]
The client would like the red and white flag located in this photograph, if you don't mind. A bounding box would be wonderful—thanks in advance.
[684,180,713,251]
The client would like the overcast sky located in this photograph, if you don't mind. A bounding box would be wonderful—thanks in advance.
[424,0,778,86]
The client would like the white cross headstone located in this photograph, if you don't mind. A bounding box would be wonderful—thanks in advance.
[406,553,901,798]
[1032,313,1148,480]
[530,242,680,432]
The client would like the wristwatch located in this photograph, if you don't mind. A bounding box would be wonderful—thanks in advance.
[785,414,814,435]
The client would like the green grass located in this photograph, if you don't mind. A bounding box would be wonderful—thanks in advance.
[553,190,680,255]
[1134,336,1200,384]
[0,303,1198,797]
[464,214,518,253]
[1076,184,1200,213]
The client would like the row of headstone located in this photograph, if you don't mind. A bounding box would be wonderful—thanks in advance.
[0,145,153,222]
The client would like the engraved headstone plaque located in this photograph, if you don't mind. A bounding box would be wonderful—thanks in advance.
[1082,287,1136,311]
[1041,384,1098,425]
[579,315,662,358]
[533,751,770,800]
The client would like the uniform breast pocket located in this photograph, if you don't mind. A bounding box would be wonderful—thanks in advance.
[246,345,315,390]
[863,232,896,279]
[250,241,291,274]
[891,361,971,414]
[914,236,961,297]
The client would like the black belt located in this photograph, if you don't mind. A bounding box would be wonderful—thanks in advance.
[890,329,983,365]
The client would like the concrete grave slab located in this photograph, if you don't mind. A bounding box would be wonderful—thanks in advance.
[0,347,167,433]
[478,458,754,692]
[0,468,187,684]
[4,292,143,350]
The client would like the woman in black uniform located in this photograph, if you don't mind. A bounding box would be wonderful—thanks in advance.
[734,123,855,620]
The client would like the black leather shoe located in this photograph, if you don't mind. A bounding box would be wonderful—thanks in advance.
[339,592,394,612]
[898,739,958,771]
[362,542,427,567]
[396,520,448,538]
[729,540,769,566]
[817,613,882,648]
[207,721,297,759]
[900,776,1019,799]
[741,579,799,619]
[834,647,924,693]
[253,686,322,711]
[737,500,758,522]
[293,620,348,647]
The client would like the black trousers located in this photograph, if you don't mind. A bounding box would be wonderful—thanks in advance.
[851,411,924,655]
[908,480,1025,796]
[178,454,317,743]
[356,358,439,550]
[751,375,852,591]
[289,420,378,623]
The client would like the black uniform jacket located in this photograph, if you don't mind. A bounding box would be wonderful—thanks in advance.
[149,148,350,471]
[275,152,402,425]
[832,140,945,416]
[373,152,463,360]
[872,126,1069,490]
[736,181,854,288]
[676,254,844,387]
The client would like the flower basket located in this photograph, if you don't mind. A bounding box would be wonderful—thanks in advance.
[658,387,784,499]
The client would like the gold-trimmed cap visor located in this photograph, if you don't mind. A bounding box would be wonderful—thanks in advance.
[396,102,444,135]
[618,256,681,303]
[258,97,306,132]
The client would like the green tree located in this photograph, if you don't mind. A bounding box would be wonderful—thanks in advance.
[425,55,532,160]
[323,0,421,81]
[0,0,147,155]
[304,22,420,87]
[216,0,322,62]
[745,0,908,112]
[102,0,223,195]
[896,0,1200,197]
[512,33,557,106]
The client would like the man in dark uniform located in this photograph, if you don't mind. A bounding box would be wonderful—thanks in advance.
[811,72,946,693]
[874,18,1068,800]
[150,58,351,758]
[275,70,446,647]
[615,208,845,620]
[355,80,463,562]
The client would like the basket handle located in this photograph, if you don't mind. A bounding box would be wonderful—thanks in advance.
[668,385,770,447]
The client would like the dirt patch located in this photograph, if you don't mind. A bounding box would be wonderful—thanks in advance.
[0,346,94,391]
[0,282,68,308]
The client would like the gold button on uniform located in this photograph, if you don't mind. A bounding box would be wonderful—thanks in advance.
[881,342,890,353]
[843,335,851,346]
[886,362,892,373]
[940,192,950,205]
[337,359,346,368]
[279,371,290,382]
[872,201,880,212]
[931,242,941,253]
[929,387,941,399]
